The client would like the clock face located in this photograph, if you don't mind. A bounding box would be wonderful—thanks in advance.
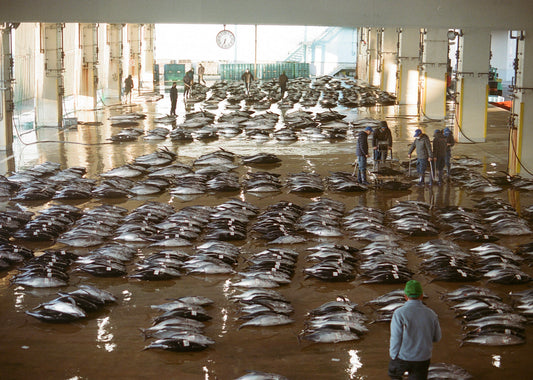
[216,29,235,49]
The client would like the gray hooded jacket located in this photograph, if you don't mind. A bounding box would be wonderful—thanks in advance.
[408,133,433,159]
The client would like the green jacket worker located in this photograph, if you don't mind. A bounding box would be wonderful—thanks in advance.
[389,280,441,380]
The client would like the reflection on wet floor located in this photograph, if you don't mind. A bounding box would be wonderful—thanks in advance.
[0,79,532,379]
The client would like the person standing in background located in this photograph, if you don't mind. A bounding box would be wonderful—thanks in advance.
[123,74,134,104]
[241,68,254,95]
[443,127,455,178]
[169,82,178,116]
[432,129,447,185]
[279,71,288,99]
[372,120,393,166]
[355,126,373,185]
[183,69,194,100]
[408,129,433,186]
[198,63,206,85]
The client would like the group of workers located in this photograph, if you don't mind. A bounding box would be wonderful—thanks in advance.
[356,121,455,186]
[165,66,288,116]
[241,68,288,98]
[168,64,206,115]
[355,121,395,185]
[408,127,455,186]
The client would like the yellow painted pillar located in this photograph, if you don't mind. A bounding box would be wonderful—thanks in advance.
[0,24,15,153]
[455,28,491,142]
[509,32,533,177]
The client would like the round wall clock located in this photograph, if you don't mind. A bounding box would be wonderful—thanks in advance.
[216,28,235,49]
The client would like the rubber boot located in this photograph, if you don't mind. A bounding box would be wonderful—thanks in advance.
[417,175,425,186]
[357,170,363,183]
[361,171,369,185]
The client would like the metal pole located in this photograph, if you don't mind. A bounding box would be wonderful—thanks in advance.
[92,24,99,109]
[56,23,64,128]
[1,24,14,153]
[254,25,257,79]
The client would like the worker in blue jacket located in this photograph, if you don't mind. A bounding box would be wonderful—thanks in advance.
[443,127,455,177]
[432,129,447,185]
[408,129,433,186]
[356,126,373,185]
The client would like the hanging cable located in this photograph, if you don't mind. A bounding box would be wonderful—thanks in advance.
[452,103,476,144]
[420,108,444,122]
[507,113,533,176]
[448,79,477,144]
[12,116,113,147]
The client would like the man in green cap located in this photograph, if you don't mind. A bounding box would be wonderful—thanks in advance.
[388,280,441,379]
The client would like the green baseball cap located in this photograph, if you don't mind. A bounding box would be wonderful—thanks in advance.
[404,280,423,298]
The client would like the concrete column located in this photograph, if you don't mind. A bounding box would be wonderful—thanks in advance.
[0,24,15,153]
[508,31,533,177]
[96,24,107,98]
[142,24,154,91]
[127,24,141,95]
[381,28,399,95]
[491,31,515,82]
[422,29,448,119]
[369,28,380,87]
[456,28,491,142]
[37,23,64,127]
[398,28,420,105]
[356,27,370,83]
[107,23,123,100]
[80,23,99,109]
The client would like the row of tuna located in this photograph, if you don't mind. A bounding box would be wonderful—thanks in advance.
[443,286,528,346]
[3,199,533,286]
[109,77,395,144]
[233,363,472,380]
[299,297,368,343]
[25,285,117,322]
[9,151,533,208]
[142,296,215,352]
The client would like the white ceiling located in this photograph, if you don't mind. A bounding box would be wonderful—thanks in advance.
[0,0,531,30]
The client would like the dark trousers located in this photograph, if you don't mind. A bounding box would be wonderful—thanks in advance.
[435,157,445,183]
[170,99,177,115]
[374,148,389,162]
[416,158,433,185]
[280,85,287,98]
[445,150,452,173]
[388,358,430,380]
[357,155,368,183]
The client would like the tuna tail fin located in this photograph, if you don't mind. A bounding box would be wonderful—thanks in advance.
[139,328,148,340]
[296,331,303,344]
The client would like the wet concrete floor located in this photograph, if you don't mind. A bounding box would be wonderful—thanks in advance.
[0,86,532,379]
